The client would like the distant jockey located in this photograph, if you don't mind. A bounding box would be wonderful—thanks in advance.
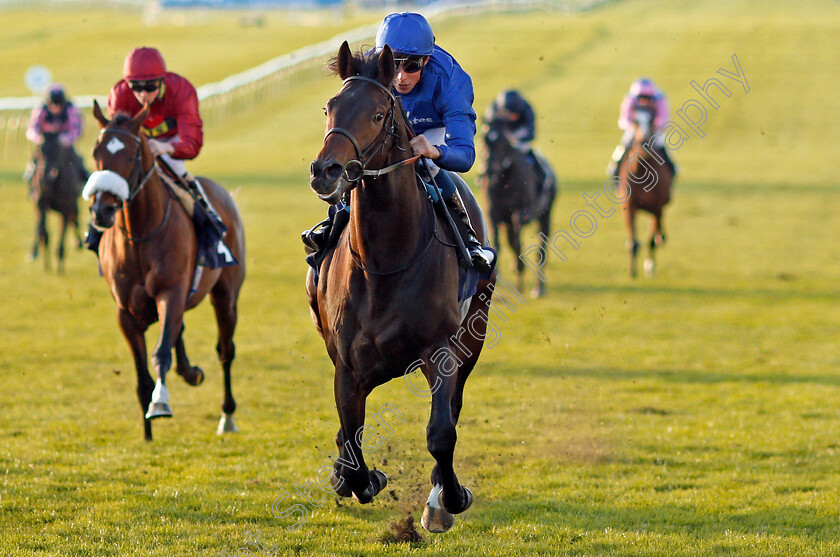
[483,89,552,193]
[607,77,677,178]
[25,84,89,189]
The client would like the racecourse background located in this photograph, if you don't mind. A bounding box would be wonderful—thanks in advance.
[1,1,839,556]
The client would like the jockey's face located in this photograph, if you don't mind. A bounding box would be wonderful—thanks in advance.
[46,103,63,115]
[392,55,428,94]
[128,79,162,106]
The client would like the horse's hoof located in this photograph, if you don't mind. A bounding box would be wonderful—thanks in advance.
[643,259,655,277]
[25,253,36,263]
[421,484,455,533]
[441,485,473,515]
[145,402,172,419]
[330,470,354,498]
[216,412,237,434]
[353,469,387,504]
[183,366,204,386]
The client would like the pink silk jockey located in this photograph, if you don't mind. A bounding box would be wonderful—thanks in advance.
[617,92,670,133]
[26,103,83,146]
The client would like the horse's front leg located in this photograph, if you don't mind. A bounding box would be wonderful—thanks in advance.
[644,209,663,278]
[146,290,187,419]
[623,202,639,278]
[28,208,46,265]
[331,364,386,503]
[421,348,472,533]
[507,216,525,293]
[117,307,155,440]
[57,215,69,274]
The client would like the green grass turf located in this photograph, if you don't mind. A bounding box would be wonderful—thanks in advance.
[1,0,840,555]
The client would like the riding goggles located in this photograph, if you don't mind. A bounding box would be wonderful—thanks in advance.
[129,80,162,93]
[393,55,426,74]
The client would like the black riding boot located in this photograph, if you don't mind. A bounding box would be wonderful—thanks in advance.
[85,222,102,255]
[302,217,332,255]
[444,191,493,273]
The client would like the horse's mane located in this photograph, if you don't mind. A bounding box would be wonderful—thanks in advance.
[326,48,380,79]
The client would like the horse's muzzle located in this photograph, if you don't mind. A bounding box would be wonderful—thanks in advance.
[310,159,345,203]
[90,194,119,229]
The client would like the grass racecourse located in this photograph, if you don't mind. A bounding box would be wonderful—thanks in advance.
[1,0,840,555]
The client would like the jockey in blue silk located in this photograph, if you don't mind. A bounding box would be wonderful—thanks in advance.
[483,89,551,191]
[302,12,492,273]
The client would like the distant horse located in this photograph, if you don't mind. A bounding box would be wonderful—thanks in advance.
[617,107,673,277]
[482,119,556,297]
[307,42,495,533]
[86,101,246,441]
[27,132,84,272]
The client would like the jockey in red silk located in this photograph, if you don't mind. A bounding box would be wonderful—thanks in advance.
[25,84,89,185]
[607,77,677,177]
[302,12,492,273]
[86,47,229,267]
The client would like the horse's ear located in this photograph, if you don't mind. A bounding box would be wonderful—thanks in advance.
[377,44,395,87]
[129,104,150,134]
[92,100,110,128]
[337,40,355,79]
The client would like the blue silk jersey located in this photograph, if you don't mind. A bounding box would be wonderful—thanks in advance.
[396,45,477,173]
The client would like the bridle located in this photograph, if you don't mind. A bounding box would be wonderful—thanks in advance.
[96,127,158,206]
[322,76,419,187]
[93,126,171,243]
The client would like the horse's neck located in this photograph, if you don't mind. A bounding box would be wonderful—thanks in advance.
[350,165,428,267]
[121,161,169,234]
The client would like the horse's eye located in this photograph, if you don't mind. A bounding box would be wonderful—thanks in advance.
[374,112,384,123]
[323,106,328,116]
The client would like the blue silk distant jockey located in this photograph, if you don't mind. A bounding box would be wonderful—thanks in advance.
[302,12,493,273]
[483,89,552,192]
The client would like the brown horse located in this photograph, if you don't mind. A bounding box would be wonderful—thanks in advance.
[307,42,495,533]
[27,132,84,273]
[617,107,673,277]
[482,118,556,297]
[86,101,245,441]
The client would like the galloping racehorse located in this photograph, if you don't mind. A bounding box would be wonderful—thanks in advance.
[483,119,556,297]
[28,131,84,272]
[617,107,673,277]
[85,101,245,441]
[307,42,495,533]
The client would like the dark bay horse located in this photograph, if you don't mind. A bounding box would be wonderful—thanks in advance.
[86,101,246,441]
[27,132,84,272]
[482,120,556,297]
[617,108,673,277]
[307,42,496,533]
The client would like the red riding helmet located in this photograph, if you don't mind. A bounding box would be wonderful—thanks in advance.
[123,47,167,81]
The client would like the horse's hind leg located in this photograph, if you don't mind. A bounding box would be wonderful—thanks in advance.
[211,281,239,434]
[118,308,155,441]
[174,323,205,387]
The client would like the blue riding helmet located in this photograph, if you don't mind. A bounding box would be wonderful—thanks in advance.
[375,12,435,56]
[498,90,527,114]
